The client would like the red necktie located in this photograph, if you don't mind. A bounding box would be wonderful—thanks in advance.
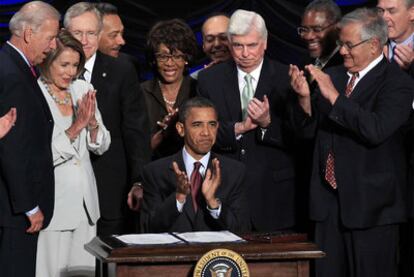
[190,162,202,212]
[325,73,359,189]
[30,65,37,78]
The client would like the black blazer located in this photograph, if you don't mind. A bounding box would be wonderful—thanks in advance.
[141,151,249,233]
[90,51,150,221]
[292,58,414,228]
[0,44,54,229]
[141,76,197,160]
[198,58,296,232]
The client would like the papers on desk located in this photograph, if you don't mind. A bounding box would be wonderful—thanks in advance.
[115,231,244,245]
[174,231,245,244]
[116,233,184,245]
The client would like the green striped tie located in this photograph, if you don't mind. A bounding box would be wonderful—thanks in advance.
[241,74,254,119]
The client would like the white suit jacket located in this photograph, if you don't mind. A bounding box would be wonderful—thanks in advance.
[38,79,111,230]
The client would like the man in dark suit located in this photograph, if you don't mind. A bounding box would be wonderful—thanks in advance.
[290,8,414,277]
[198,9,296,232]
[142,97,248,233]
[298,0,343,70]
[95,2,141,79]
[0,2,59,276]
[376,2,414,275]
[296,0,343,232]
[64,2,150,235]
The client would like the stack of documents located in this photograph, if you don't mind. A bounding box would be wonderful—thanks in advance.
[116,231,244,245]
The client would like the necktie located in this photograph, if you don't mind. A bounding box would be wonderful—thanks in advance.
[389,45,396,62]
[241,74,254,119]
[78,68,87,81]
[29,65,37,78]
[190,162,203,212]
[325,73,359,189]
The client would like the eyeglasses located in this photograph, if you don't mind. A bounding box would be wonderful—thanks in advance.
[297,22,335,36]
[336,38,371,51]
[71,30,99,40]
[155,53,186,63]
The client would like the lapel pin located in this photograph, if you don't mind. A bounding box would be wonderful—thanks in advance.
[102,72,107,77]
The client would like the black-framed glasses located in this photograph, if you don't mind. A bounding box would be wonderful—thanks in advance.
[155,53,186,63]
[297,22,336,36]
[336,38,371,51]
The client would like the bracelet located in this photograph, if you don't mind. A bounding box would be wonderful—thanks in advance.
[87,122,99,131]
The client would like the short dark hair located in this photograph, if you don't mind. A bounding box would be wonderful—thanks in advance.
[304,0,342,24]
[39,29,86,81]
[146,18,198,74]
[95,2,118,16]
[178,97,217,123]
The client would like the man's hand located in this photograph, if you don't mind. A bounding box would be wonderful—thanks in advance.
[394,44,414,70]
[127,185,143,211]
[26,209,44,233]
[0,107,16,139]
[234,116,258,135]
[172,161,190,203]
[306,64,339,105]
[202,158,221,209]
[289,64,310,98]
[247,95,271,128]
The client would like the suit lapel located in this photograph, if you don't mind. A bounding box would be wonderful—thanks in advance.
[3,44,53,126]
[255,57,273,99]
[222,61,242,121]
[349,58,387,101]
[91,52,110,105]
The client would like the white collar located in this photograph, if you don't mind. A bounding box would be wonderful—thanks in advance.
[84,53,97,74]
[237,59,264,83]
[347,54,384,80]
[182,147,210,177]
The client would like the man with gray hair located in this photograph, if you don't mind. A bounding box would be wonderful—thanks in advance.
[64,2,150,236]
[198,9,296,232]
[0,1,59,276]
[290,8,414,277]
[377,0,414,70]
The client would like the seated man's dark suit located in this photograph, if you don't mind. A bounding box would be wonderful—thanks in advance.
[0,43,54,277]
[291,58,414,277]
[89,51,150,235]
[141,151,248,233]
[198,58,296,232]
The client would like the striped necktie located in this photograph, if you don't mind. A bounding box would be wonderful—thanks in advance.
[241,74,254,119]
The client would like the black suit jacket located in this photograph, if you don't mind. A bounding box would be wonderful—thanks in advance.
[90,51,150,221]
[141,152,249,233]
[0,44,54,229]
[292,58,414,228]
[141,76,197,160]
[198,58,296,231]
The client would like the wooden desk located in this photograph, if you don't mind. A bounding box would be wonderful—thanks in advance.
[86,233,324,277]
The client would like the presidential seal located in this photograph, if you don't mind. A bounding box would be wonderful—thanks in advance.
[193,248,249,277]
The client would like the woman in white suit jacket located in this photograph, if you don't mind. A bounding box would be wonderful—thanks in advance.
[35,30,110,277]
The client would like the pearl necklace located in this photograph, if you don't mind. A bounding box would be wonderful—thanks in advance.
[41,78,72,106]
[158,80,176,106]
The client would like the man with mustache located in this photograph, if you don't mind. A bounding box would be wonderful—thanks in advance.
[141,97,248,232]
[298,0,342,70]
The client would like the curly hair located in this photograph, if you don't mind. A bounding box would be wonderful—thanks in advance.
[146,18,198,73]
